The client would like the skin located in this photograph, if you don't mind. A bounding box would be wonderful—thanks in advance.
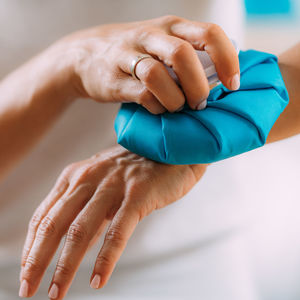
[20,147,208,299]
[0,14,298,300]
[18,42,300,299]
[0,15,240,180]
[266,42,300,143]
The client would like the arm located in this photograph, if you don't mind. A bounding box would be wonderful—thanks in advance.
[0,16,239,180]
[0,47,74,179]
[267,42,300,143]
[17,41,300,300]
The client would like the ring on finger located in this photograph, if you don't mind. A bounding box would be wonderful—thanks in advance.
[130,54,153,80]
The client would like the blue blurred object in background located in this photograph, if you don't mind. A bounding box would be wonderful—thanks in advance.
[245,0,292,15]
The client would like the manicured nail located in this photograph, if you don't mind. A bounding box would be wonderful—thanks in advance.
[175,105,184,112]
[90,274,101,289]
[196,99,207,111]
[19,279,29,298]
[230,73,240,90]
[48,283,59,299]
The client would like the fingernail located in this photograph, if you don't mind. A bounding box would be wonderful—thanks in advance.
[230,73,240,90]
[90,274,101,289]
[196,99,207,111]
[48,283,59,299]
[19,279,29,298]
[175,105,184,112]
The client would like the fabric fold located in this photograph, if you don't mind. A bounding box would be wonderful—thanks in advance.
[114,50,289,164]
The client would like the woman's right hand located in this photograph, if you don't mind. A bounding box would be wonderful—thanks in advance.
[53,15,240,114]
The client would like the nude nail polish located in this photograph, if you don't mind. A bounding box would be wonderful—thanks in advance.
[19,279,29,298]
[196,99,207,111]
[175,105,184,112]
[48,283,59,299]
[230,74,240,90]
[90,274,101,289]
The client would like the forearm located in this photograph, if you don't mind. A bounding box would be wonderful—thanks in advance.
[0,43,75,179]
[267,42,300,143]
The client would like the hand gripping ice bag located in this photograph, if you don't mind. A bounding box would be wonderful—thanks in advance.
[114,50,289,164]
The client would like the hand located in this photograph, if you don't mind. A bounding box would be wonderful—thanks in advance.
[19,145,207,299]
[55,15,239,113]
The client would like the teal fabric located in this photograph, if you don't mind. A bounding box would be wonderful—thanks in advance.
[114,50,289,164]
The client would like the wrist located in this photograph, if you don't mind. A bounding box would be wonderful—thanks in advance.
[51,35,93,102]
[36,40,81,106]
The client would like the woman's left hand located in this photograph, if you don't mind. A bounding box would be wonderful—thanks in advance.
[19,145,207,299]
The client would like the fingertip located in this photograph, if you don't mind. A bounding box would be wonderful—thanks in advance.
[229,73,240,91]
[188,85,209,110]
[19,273,39,298]
[19,279,29,298]
[195,99,207,111]
[205,40,240,92]
[90,274,101,289]
[174,105,184,112]
[48,283,59,299]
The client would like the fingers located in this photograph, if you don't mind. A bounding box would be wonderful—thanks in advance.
[90,203,139,289]
[117,77,166,114]
[140,32,209,109]
[48,186,120,300]
[169,21,240,90]
[20,174,69,282]
[119,52,185,112]
[20,184,93,298]
[119,19,239,111]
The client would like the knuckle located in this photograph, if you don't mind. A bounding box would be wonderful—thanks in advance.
[55,261,72,277]
[21,252,29,267]
[66,223,88,244]
[137,88,154,105]
[72,164,89,180]
[72,163,99,184]
[115,156,130,169]
[38,216,57,237]
[138,28,157,43]
[170,41,193,63]
[111,81,124,102]
[72,182,94,198]
[96,253,113,267]
[205,23,223,40]
[21,245,31,260]
[140,60,162,85]
[62,163,77,177]
[160,14,182,25]
[105,226,125,247]
[29,213,42,231]
[124,164,142,181]
[25,255,42,273]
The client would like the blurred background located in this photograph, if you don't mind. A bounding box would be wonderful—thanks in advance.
[0,1,300,300]
[245,0,300,53]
